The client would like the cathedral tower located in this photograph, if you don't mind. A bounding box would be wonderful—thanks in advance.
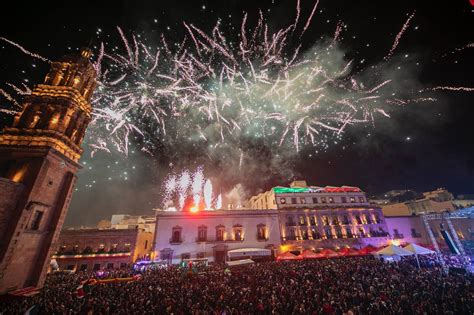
[0,48,97,293]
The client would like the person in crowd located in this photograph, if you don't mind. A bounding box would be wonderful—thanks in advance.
[0,256,472,314]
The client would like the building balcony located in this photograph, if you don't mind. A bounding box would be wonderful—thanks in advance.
[196,237,207,243]
[52,251,132,259]
[226,238,244,243]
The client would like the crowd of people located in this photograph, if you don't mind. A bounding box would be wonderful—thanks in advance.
[0,256,472,314]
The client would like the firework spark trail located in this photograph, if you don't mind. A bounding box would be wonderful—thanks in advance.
[95,42,105,75]
[441,43,474,58]
[192,167,204,206]
[163,175,177,204]
[178,170,191,209]
[384,11,416,61]
[0,88,21,108]
[1,2,470,164]
[293,0,301,30]
[162,168,224,209]
[301,0,320,37]
[428,86,474,92]
[0,37,51,63]
[216,193,222,209]
[6,83,31,95]
[203,179,213,209]
[117,26,134,65]
[333,20,344,42]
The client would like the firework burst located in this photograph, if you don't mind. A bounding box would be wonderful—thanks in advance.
[0,0,472,182]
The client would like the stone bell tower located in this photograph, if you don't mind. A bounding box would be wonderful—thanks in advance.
[0,48,97,293]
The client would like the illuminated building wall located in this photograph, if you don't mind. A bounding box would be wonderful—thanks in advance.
[0,48,97,293]
[246,181,390,250]
[52,228,154,271]
[153,209,280,264]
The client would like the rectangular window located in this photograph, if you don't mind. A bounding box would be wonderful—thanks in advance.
[67,265,74,270]
[181,253,190,260]
[321,197,327,203]
[172,230,181,243]
[329,197,335,203]
[291,197,297,204]
[30,211,44,231]
[341,197,347,203]
[312,197,318,203]
[198,227,207,241]
[359,196,365,203]
[120,263,127,268]
[107,263,114,269]
[299,216,305,225]
[350,197,356,203]
[144,240,148,249]
[257,226,266,240]
[93,263,101,271]
[234,229,243,241]
[216,228,224,241]
[322,216,329,226]
[80,264,88,271]
[300,197,306,204]
[309,216,316,226]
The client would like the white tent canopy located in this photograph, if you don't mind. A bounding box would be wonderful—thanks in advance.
[226,259,255,266]
[403,243,435,255]
[375,245,413,257]
[227,248,271,257]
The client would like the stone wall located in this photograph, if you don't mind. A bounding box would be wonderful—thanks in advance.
[0,178,24,242]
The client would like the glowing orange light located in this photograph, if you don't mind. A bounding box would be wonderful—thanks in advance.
[190,206,199,213]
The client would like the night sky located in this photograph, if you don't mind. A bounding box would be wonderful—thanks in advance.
[0,0,473,227]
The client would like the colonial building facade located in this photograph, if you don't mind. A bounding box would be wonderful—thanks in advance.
[153,210,280,264]
[52,228,154,271]
[249,181,390,251]
[153,181,390,264]
[0,48,96,293]
[384,215,473,252]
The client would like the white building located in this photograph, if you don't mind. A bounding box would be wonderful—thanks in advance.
[153,209,280,264]
[110,214,156,233]
[249,180,390,251]
[248,180,369,210]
